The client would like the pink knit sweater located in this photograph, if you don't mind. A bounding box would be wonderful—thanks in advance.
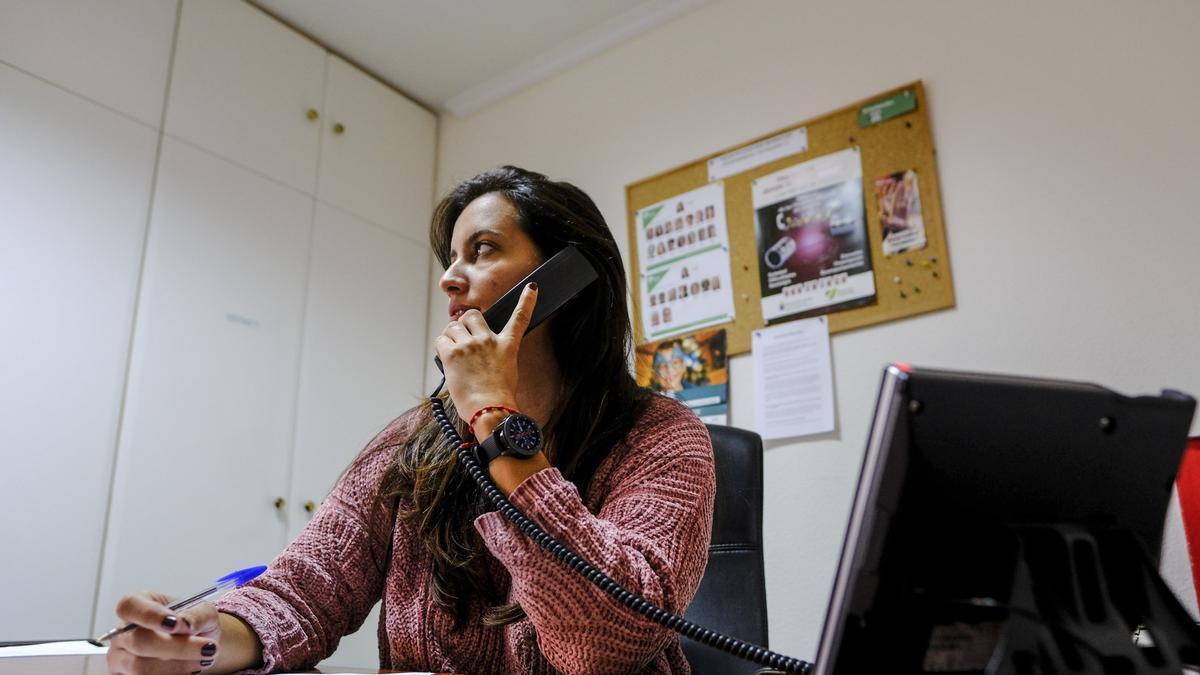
[217,394,715,674]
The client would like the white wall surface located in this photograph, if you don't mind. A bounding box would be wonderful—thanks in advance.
[434,0,1200,660]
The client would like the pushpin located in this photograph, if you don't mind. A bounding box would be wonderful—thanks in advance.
[899,290,907,299]
[905,258,913,267]
[913,285,922,293]
[893,276,902,284]
[932,270,940,279]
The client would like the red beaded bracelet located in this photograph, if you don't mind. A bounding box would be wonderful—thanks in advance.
[467,405,520,437]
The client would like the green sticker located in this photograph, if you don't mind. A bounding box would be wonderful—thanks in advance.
[858,89,917,128]
[640,204,665,228]
[645,269,669,292]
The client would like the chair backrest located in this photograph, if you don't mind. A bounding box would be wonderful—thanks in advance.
[682,423,769,675]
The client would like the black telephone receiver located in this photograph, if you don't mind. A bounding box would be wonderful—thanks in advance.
[434,245,599,374]
[426,245,808,673]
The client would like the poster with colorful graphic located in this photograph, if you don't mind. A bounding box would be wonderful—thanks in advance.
[635,328,728,424]
[636,183,736,341]
[874,169,927,255]
[751,147,875,323]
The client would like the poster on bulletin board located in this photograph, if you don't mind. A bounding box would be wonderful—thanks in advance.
[751,147,875,323]
[635,328,729,424]
[635,183,736,341]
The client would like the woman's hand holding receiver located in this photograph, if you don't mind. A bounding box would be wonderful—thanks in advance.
[106,592,262,674]
[435,282,536,431]
[435,282,551,494]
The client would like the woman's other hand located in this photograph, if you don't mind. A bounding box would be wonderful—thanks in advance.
[105,591,221,673]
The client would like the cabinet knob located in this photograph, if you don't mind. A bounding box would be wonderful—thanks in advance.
[306,108,319,121]
[333,122,345,135]
[304,500,316,513]
[274,497,286,510]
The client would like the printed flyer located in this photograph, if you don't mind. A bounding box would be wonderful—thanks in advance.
[751,147,875,323]
[635,328,728,424]
[874,169,927,255]
[636,182,736,341]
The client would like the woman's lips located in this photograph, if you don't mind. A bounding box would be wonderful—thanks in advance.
[449,304,478,321]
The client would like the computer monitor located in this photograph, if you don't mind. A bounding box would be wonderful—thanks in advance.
[814,364,1198,674]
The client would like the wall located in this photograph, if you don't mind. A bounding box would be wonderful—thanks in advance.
[433,0,1200,658]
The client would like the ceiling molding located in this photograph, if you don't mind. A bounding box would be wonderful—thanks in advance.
[442,0,708,118]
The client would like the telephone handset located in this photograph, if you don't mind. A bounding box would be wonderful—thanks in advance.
[427,246,809,674]
[434,245,599,374]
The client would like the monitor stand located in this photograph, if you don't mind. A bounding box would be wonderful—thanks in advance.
[888,523,1200,674]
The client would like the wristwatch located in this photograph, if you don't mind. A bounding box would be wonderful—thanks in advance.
[477,412,544,464]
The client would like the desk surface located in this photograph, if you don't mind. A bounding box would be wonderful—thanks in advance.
[0,654,409,674]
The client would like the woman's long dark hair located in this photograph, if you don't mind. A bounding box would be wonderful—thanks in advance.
[378,166,651,626]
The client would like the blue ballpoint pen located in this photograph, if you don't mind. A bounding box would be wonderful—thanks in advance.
[91,565,267,646]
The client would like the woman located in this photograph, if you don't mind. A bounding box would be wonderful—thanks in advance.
[106,166,716,674]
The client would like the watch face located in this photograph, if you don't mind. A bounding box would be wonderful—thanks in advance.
[503,414,543,454]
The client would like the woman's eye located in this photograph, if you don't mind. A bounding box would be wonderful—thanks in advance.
[473,241,495,256]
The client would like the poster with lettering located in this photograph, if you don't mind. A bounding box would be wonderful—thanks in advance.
[874,169,927,255]
[751,147,875,323]
[636,183,736,341]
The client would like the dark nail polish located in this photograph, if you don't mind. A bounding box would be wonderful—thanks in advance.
[201,642,217,657]
[200,659,214,667]
[161,615,177,630]
[528,282,537,291]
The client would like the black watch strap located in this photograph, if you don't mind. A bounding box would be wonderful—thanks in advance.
[478,433,506,464]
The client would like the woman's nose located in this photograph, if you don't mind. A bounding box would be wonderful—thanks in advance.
[440,262,465,295]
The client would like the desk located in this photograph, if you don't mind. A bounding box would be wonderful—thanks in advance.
[0,655,411,674]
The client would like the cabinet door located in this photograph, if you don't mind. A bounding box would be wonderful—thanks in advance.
[287,204,431,541]
[0,0,177,127]
[165,0,325,193]
[94,138,311,631]
[0,64,157,641]
[318,55,437,241]
[287,206,430,668]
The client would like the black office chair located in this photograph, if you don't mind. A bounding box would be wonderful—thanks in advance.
[681,424,770,675]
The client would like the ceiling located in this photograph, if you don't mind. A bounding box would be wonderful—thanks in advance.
[252,0,708,117]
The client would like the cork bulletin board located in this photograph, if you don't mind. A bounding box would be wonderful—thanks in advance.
[626,81,954,356]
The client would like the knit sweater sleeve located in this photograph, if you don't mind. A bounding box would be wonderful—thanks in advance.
[474,397,715,674]
[214,414,413,674]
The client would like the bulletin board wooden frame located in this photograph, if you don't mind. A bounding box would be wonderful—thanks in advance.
[626,80,953,356]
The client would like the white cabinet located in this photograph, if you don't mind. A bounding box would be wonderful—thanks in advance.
[93,138,312,630]
[286,204,431,542]
[165,0,326,192]
[163,2,437,241]
[0,0,177,127]
[0,64,157,641]
[286,206,431,669]
[318,56,438,241]
[1,0,437,655]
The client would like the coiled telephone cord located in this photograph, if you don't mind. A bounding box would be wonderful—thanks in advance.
[429,390,812,674]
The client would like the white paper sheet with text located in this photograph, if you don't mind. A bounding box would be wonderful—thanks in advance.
[0,642,431,674]
[0,640,108,657]
[751,317,835,440]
